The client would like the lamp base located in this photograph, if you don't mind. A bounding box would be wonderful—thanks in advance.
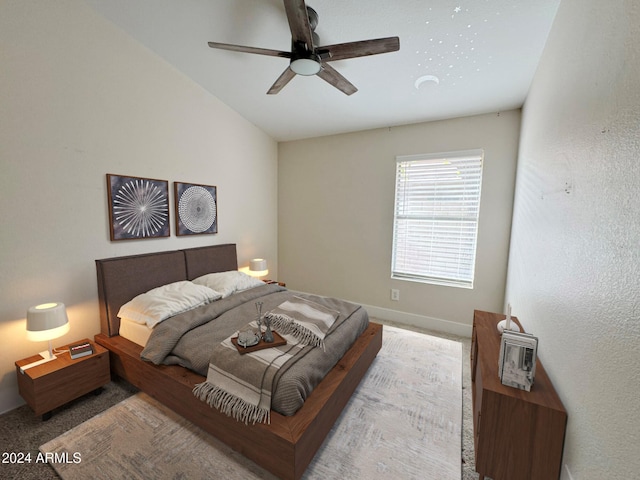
[497,319,521,334]
[19,351,57,373]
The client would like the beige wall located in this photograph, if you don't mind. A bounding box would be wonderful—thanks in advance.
[0,1,278,413]
[278,111,520,335]
[505,0,640,478]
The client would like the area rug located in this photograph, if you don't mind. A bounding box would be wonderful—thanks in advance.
[40,325,462,479]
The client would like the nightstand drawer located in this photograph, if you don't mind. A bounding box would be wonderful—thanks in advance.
[16,339,110,417]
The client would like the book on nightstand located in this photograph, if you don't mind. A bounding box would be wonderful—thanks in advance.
[69,342,94,359]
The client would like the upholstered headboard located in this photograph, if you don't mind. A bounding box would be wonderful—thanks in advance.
[183,245,238,280]
[96,244,238,337]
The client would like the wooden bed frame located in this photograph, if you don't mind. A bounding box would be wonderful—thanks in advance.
[94,244,382,480]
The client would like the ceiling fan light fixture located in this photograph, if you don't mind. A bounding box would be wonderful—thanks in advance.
[290,57,321,76]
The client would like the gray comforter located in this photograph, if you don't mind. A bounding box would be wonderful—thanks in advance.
[141,284,369,416]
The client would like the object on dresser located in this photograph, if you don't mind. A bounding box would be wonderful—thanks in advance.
[69,342,94,359]
[496,303,521,333]
[498,330,538,391]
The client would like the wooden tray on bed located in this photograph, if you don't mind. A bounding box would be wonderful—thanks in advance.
[231,330,287,354]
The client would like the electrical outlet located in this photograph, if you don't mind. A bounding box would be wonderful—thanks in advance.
[391,289,400,301]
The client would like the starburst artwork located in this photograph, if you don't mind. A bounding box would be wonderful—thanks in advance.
[174,182,217,235]
[107,174,170,241]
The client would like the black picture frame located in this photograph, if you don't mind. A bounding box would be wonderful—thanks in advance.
[174,182,218,236]
[106,174,170,241]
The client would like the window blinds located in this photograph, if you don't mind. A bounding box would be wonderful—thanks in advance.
[392,150,484,288]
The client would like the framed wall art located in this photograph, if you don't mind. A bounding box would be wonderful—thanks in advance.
[174,182,218,236]
[106,174,170,241]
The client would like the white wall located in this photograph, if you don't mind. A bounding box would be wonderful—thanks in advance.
[279,111,520,335]
[505,0,640,478]
[0,0,277,413]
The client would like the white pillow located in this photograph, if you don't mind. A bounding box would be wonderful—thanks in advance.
[192,271,264,299]
[118,281,221,328]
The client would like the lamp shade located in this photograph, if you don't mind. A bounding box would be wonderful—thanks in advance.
[248,258,268,278]
[26,303,70,342]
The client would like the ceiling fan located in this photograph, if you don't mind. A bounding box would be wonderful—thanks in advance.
[207,0,400,95]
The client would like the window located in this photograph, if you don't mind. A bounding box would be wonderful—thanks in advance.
[392,150,484,288]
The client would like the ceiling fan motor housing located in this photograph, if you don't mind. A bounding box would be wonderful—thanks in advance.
[307,6,318,31]
[290,28,322,75]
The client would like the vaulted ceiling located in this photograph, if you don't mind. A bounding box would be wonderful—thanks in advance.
[86,0,561,141]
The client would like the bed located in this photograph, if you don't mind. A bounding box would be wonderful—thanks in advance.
[94,244,382,480]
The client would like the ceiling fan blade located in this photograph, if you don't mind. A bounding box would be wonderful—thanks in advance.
[320,37,400,62]
[317,64,357,96]
[208,41,291,58]
[267,67,297,95]
[284,0,314,49]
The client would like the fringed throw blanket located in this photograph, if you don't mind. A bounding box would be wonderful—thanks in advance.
[193,322,304,425]
[264,296,340,349]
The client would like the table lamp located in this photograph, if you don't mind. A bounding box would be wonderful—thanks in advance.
[248,258,269,278]
[497,303,521,333]
[20,302,70,373]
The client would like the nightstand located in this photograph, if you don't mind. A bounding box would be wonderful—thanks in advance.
[15,338,110,420]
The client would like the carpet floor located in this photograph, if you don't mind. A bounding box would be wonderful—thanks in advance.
[0,320,480,479]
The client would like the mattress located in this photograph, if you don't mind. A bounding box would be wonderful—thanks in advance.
[119,317,152,347]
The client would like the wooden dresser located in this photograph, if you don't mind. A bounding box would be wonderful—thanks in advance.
[471,310,567,480]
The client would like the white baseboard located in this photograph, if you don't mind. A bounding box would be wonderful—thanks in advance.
[360,303,473,338]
